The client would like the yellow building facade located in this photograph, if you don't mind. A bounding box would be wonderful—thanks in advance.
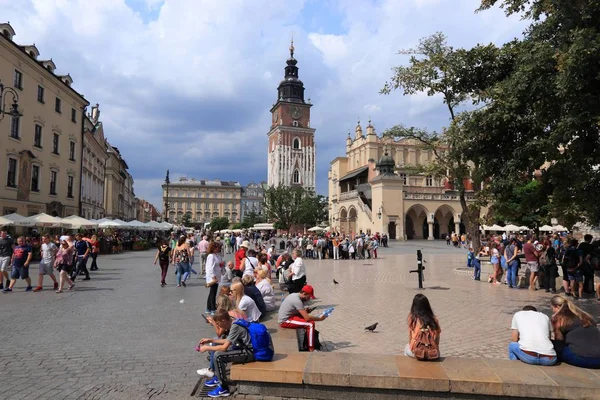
[0,23,89,217]
[329,120,474,240]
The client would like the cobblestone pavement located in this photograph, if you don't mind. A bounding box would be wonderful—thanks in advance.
[2,242,599,400]
[306,241,600,360]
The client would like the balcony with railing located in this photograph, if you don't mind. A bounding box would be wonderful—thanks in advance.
[339,190,358,201]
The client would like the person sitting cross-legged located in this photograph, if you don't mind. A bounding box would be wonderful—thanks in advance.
[196,309,254,398]
[278,285,326,352]
[508,305,557,366]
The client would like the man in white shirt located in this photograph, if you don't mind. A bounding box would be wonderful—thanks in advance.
[33,235,58,292]
[508,305,557,365]
[243,249,259,277]
[287,249,306,293]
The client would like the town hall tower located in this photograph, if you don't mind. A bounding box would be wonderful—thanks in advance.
[267,41,316,191]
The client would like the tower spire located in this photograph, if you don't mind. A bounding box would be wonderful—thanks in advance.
[290,32,295,58]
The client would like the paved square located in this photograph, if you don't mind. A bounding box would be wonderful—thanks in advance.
[1,242,598,399]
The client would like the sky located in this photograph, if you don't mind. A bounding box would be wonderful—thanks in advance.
[2,0,526,210]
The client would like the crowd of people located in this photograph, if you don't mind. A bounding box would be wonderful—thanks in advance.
[468,233,600,301]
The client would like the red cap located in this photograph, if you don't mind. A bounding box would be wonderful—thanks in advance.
[301,285,316,299]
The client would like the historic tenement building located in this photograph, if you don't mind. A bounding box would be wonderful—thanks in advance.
[328,120,474,240]
[267,41,316,191]
[104,141,136,220]
[241,181,266,220]
[0,22,89,217]
[162,177,241,225]
[135,198,159,223]
[81,104,108,220]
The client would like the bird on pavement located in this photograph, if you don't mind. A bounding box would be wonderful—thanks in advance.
[364,322,378,332]
[333,279,339,285]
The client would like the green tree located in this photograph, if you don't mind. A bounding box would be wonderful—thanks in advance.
[468,0,600,227]
[263,185,304,231]
[209,217,229,232]
[298,193,328,227]
[181,212,192,227]
[381,33,500,249]
[241,211,264,229]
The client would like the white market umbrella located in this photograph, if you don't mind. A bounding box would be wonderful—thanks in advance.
[519,226,530,231]
[504,224,521,232]
[62,215,98,229]
[0,216,14,227]
[127,220,148,229]
[99,219,125,228]
[489,224,504,231]
[145,221,162,230]
[25,213,71,228]
[3,213,34,226]
[539,225,553,232]
[308,226,325,232]
[552,225,568,232]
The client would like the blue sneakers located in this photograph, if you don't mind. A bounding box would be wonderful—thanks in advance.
[25,286,33,292]
[207,385,230,397]
[204,377,220,388]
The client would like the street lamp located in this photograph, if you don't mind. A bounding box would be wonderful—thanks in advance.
[164,169,170,223]
[377,205,383,220]
[0,80,23,121]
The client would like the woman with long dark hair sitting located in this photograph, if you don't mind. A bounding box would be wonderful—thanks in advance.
[550,295,600,368]
[404,294,441,360]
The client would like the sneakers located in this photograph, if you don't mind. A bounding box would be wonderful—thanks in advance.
[181,281,186,287]
[82,277,91,281]
[204,377,220,388]
[207,385,230,397]
[33,286,43,292]
[2,287,12,293]
[196,368,215,378]
[25,286,33,292]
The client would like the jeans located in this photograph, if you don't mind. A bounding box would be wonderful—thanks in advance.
[507,261,518,287]
[559,346,600,369]
[473,259,481,280]
[159,260,169,284]
[73,256,90,279]
[90,253,98,270]
[206,283,218,312]
[176,262,190,284]
[544,264,557,291]
[508,342,557,366]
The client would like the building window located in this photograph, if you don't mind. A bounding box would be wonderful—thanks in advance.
[37,85,45,103]
[69,141,76,161]
[13,70,23,89]
[293,169,300,184]
[10,116,20,139]
[6,158,17,188]
[34,124,42,148]
[52,133,59,154]
[426,175,433,187]
[71,108,77,123]
[55,97,62,113]
[31,165,40,192]
[67,175,74,198]
[50,171,57,195]
[400,173,407,185]
[293,138,300,149]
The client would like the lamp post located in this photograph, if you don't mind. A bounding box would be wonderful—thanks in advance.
[0,80,23,121]
[164,169,170,223]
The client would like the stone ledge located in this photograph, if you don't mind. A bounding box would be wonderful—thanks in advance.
[232,353,600,400]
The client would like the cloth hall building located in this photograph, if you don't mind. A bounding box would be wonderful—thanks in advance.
[328,121,474,240]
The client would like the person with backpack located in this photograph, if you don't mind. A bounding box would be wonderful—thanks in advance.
[404,294,441,361]
[153,240,171,287]
[563,239,584,299]
[196,309,273,398]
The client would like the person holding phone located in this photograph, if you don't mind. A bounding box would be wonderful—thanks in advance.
[205,241,222,313]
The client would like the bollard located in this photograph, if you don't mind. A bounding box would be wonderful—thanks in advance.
[409,249,425,289]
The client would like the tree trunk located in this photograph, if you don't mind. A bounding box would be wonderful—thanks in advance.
[458,190,481,252]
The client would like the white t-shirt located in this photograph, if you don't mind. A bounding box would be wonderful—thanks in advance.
[511,310,556,356]
[238,295,261,322]
[41,242,57,264]
[205,253,222,283]
[291,257,305,281]
[243,256,258,277]
[256,279,276,311]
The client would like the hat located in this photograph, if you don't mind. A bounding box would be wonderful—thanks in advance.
[301,285,316,299]
[241,240,250,248]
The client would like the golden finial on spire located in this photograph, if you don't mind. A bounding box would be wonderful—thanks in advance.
[289,31,295,58]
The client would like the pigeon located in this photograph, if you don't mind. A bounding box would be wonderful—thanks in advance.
[333,279,339,285]
[364,322,378,332]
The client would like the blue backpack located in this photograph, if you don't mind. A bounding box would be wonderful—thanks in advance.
[233,319,274,361]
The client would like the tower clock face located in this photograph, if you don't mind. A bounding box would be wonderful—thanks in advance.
[291,106,302,120]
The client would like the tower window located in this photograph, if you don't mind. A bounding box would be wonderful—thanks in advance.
[292,121,299,127]
[293,138,300,149]
[293,170,300,184]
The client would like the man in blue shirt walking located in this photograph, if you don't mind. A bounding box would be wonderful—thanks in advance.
[71,233,91,281]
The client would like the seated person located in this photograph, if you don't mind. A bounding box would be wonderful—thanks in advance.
[405,294,441,360]
[508,305,557,365]
[551,295,600,368]
[230,282,261,322]
[241,275,267,316]
[278,285,325,352]
[243,249,259,277]
[196,309,254,398]
[255,269,276,311]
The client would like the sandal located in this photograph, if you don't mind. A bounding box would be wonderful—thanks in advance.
[55,290,63,293]
[68,284,75,291]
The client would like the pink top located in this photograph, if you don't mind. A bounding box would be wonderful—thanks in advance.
[196,239,209,253]
[54,247,74,267]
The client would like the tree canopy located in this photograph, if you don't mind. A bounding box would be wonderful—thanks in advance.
[209,217,229,232]
[263,186,328,231]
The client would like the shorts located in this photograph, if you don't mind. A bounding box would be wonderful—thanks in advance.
[526,261,539,273]
[0,256,11,272]
[11,265,29,280]
[39,261,54,275]
[490,256,499,265]
[568,271,584,282]
[57,263,73,275]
